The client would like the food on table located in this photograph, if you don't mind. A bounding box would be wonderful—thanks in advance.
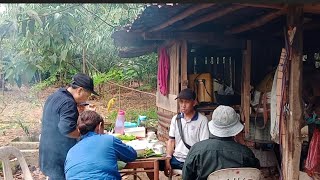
[137,148,163,158]
[117,134,137,141]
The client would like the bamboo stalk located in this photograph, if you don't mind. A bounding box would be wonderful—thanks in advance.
[118,86,121,110]
[82,47,86,74]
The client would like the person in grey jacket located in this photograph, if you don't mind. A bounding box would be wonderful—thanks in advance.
[182,105,260,180]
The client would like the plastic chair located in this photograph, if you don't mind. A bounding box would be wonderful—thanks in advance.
[207,168,261,180]
[0,146,33,180]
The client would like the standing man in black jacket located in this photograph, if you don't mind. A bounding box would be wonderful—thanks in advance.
[39,73,98,180]
[182,105,260,180]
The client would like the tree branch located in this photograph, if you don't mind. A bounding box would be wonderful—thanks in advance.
[17,4,81,23]
[80,5,115,28]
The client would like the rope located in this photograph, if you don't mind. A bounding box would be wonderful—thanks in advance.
[85,58,156,97]
[106,81,156,97]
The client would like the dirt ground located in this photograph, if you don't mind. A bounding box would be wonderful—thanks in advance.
[0,84,157,144]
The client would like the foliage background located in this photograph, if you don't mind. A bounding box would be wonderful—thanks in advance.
[0,4,158,91]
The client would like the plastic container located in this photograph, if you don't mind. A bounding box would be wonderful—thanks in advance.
[124,122,138,128]
[124,127,146,138]
[188,73,213,103]
[138,115,147,127]
[114,110,126,134]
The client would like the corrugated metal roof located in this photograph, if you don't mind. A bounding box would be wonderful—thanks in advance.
[122,4,192,32]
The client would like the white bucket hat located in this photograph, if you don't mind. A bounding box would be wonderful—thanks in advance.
[208,105,244,137]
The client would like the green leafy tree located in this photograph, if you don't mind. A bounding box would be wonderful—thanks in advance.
[0,4,145,86]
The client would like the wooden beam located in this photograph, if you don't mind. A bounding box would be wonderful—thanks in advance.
[241,40,252,139]
[118,44,158,58]
[304,4,320,14]
[282,5,303,180]
[143,32,244,49]
[235,3,284,10]
[237,3,320,14]
[179,5,245,30]
[144,32,215,40]
[148,4,215,32]
[226,9,286,35]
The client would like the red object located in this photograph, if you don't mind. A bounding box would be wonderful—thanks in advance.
[305,128,320,176]
[158,47,170,96]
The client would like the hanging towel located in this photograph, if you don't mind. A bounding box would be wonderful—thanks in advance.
[158,47,170,96]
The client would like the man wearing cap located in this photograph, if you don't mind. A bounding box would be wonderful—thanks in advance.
[182,105,260,180]
[39,73,99,180]
[163,88,210,176]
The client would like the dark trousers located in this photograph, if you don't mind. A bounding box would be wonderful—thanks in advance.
[49,177,65,180]
[46,167,65,180]
[48,173,65,180]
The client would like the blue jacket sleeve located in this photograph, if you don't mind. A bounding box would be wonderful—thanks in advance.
[58,100,79,136]
[113,137,137,162]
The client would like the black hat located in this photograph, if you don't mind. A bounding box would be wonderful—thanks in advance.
[71,73,99,96]
[175,88,196,100]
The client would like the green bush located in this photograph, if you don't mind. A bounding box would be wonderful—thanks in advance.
[30,75,57,93]
[93,73,110,85]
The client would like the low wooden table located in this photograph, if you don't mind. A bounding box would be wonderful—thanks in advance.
[120,157,166,180]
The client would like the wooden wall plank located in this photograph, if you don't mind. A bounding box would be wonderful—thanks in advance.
[242,40,252,138]
[181,40,188,90]
[156,92,178,112]
[169,43,177,94]
[157,107,175,142]
[156,41,180,113]
[156,41,185,142]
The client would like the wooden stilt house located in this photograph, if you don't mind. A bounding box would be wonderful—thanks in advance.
[112,3,320,180]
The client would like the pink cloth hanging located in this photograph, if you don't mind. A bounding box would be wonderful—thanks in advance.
[158,47,170,96]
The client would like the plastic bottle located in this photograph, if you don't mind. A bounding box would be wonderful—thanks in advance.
[114,110,126,134]
[138,115,147,127]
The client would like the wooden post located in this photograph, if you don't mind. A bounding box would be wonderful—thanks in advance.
[282,5,303,180]
[118,86,121,110]
[241,40,252,138]
[180,40,188,90]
